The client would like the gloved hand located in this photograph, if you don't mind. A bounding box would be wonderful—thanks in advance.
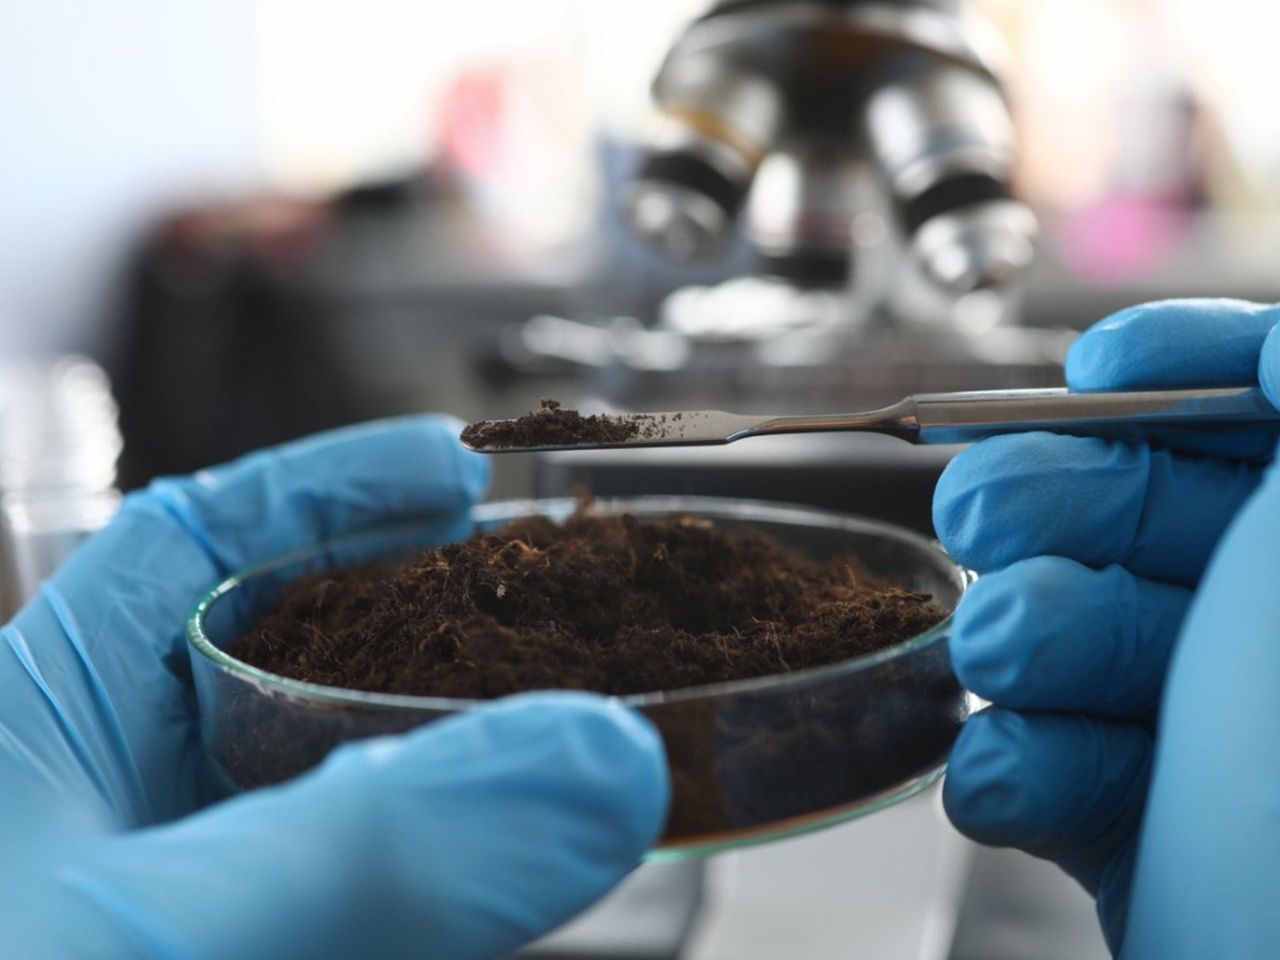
[0,417,669,960]
[934,299,1280,956]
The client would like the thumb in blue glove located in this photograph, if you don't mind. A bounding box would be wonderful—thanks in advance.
[29,694,667,960]
[0,416,670,960]
[933,299,1280,955]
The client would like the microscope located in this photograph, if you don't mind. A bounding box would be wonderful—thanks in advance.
[626,0,1037,301]
[512,0,1063,427]
[534,0,1066,535]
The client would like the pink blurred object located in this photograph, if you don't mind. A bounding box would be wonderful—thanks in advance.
[437,67,508,180]
[1056,195,1192,284]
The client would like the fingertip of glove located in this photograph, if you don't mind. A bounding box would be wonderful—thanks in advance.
[305,414,491,506]
[1063,299,1213,389]
[340,693,672,864]
[198,414,491,509]
[402,415,492,507]
[951,557,1097,706]
[1259,324,1280,414]
[932,445,989,569]
[951,571,1030,701]
[947,710,1152,855]
[1067,299,1280,390]
[943,711,1031,845]
[482,693,672,852]
[935,432,1144,576]
[1065,305,1146,390]
[933,435,1054,571]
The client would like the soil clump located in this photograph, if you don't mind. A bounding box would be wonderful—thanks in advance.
[461,399,640,450]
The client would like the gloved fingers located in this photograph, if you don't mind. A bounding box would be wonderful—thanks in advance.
[1065,299,1280,461]
[1068,298,1280,389]
[142,414,490,579]
[54,694,671,960]
[1122,453,1280,957]
[933,432,1262,585]
[951,557,1189,719]
[943,709,1149,951]
[7,417,489,826]
[47,415,487,636]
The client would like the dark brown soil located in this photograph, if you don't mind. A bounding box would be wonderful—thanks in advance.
[218,509,963,844]
[233,512,944,699]
[461,399,640,449]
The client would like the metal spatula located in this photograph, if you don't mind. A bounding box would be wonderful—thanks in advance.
[462,386,1280,453]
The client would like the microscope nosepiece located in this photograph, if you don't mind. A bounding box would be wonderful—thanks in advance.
[625,172,739,261]
[913,199,1036,293]
[627,61,784,260]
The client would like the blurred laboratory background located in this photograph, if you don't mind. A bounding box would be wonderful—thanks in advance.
[3,0,1280,957]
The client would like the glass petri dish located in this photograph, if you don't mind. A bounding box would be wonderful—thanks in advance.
[187,496,973,860]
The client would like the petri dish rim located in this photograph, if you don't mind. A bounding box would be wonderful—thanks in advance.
[647,763,947,862]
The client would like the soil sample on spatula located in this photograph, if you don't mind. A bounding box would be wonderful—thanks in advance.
[461,399,641,450]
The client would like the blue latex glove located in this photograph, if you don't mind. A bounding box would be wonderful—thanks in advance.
[0,417,669,959]
[934,299,1280,956]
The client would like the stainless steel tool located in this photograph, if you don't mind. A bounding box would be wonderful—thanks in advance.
[464,386,1280,453]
